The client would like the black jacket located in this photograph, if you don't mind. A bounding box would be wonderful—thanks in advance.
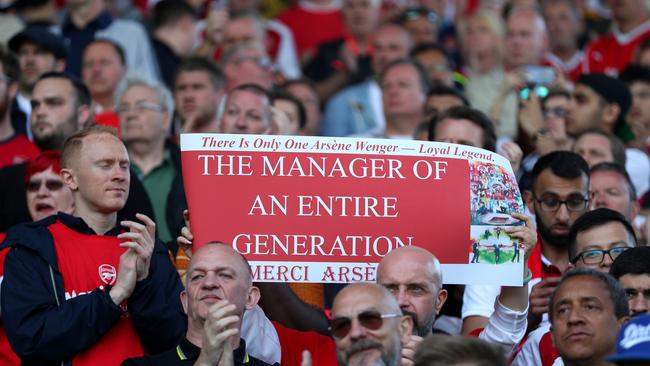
[122,338,278,366]
[0,213,187,366]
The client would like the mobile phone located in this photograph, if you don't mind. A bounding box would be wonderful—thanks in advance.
[519,85,549,100]
[522,66,555,85]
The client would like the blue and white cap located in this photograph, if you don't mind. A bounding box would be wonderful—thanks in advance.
[609,313,650,362]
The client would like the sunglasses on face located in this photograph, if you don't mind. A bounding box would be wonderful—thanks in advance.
[329,310,401,339]
[26,179,64,192]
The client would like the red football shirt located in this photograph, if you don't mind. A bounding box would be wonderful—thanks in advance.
[0,134,39,168]
[583,20,650,75]
[50,222,144,366]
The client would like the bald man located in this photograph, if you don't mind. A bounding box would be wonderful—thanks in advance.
[377,246,447,337]
[123,242,275,365]
[330,283,413,366]
[377,213,536,356]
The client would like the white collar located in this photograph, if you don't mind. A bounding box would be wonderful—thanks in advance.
[612,18,650,45]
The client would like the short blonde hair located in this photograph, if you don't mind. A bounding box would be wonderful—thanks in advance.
[60,125,119,168]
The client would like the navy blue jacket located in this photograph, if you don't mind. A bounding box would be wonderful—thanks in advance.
[0,213,187,366]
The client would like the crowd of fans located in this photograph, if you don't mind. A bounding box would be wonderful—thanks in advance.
[1,0,650,365]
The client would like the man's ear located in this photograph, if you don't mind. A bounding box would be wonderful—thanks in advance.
[60,168,78,191]
[618,316,630,328]
[434,288,448,315]
[602,103,620,131]
[55,59,66,72]
[7,81,18,100]
[523,190,535,214]
[245,285,261,310]
[180,290,188,315]
[399,315,414,345]
[77,105,91,129]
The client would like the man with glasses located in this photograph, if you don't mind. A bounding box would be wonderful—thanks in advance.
[464,151,590,335]
[117,77,186,249]
[568,208,637,272]
[330,282,413,366]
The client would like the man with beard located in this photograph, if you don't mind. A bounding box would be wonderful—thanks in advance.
[0,72,153,231]
[174,58,224,133]
[7,27,66,138]
[330,282,413,366]
[0,46,39,168]
[463,151,590,335]
[378,239,534,359]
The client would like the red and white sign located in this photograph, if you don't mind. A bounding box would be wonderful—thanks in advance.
[181,134,525,285]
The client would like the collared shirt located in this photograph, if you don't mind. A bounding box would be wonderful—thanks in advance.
[131,149,176,243]
[61,9,114,77]
[122,338,278,366]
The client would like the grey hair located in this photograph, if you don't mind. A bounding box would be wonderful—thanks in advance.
[114,73,175,115]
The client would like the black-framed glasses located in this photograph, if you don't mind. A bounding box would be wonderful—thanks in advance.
[26,179,64,192]
[572,246,630,265]
[115,101,166,115]
[532,193,588,212]
[329,310,401,339]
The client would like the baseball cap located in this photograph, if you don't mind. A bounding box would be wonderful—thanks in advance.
[608,313,650,363]
[8,27,67,60]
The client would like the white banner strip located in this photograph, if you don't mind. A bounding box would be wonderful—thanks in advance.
[180,133,508,166]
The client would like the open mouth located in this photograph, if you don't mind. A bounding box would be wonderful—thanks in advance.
[35,203,54,212]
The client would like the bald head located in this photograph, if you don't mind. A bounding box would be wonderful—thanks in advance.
[188,242,253,286]
[334,282,402,315]
[378,246,442,285]
[377,246,447,336]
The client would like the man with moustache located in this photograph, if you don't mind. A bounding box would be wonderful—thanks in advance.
[463,151,590,335]
[330,282,413,366]
[0,72,90,231]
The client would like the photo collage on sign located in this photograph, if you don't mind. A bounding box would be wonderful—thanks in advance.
[468,160,524,264]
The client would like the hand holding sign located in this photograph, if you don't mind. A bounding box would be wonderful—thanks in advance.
[182,134,525,286]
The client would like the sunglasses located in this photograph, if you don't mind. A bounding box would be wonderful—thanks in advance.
[26,179,64,192]
[330,310,402,339]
